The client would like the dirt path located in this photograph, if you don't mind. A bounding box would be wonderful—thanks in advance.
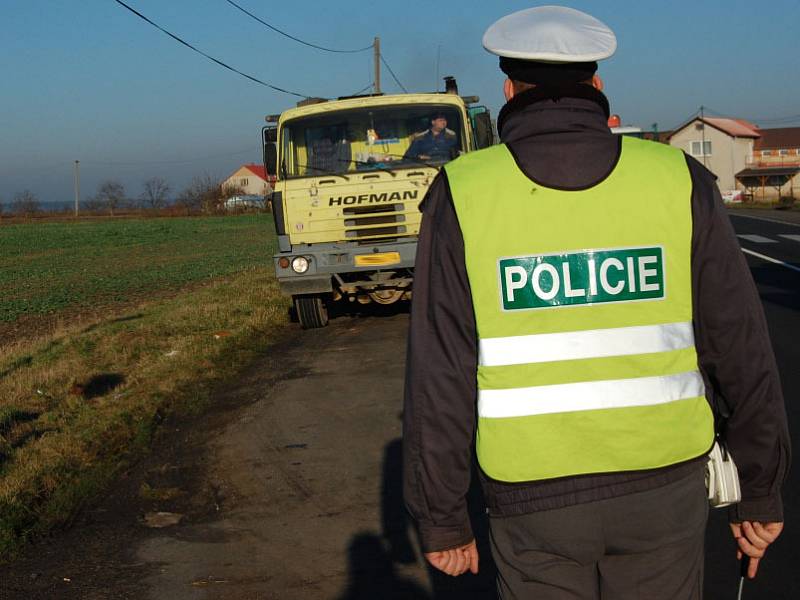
[0,313,495,600]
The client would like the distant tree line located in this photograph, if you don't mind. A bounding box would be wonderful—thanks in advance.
[0,175,251,218]
[0,190,44,217]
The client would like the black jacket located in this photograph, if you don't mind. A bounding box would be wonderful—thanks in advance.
[402,86,790,553]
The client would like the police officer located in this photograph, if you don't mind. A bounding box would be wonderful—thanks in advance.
[402,6,789,599]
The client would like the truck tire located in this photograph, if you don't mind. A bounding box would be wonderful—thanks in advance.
[293,295,329,329]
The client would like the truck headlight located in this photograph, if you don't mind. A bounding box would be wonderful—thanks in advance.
[291,256,310,274]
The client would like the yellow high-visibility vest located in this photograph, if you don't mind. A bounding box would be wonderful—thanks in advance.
[445,136,714,482]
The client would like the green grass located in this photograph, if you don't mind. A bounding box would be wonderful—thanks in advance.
[0,214,292,559]
[0,215,277,321]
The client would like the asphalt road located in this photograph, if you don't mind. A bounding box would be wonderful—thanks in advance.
[704,209,800,600]
[1,208,797,599]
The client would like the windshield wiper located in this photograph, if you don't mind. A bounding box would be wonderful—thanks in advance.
[290,155,444,180]
[346,159,398,177]
[381,153,446,171]
[293,163,351,181]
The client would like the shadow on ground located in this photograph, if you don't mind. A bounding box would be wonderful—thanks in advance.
[337,438,497,600]
[77,372,126,399]
[288,298,412,325]
[749,263,800,313]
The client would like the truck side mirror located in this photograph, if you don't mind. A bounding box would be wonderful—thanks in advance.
[264,144,278,179]
[263,126,278,177]
[473,111,494,149]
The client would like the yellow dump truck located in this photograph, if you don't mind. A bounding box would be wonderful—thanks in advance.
[263,80,493,328]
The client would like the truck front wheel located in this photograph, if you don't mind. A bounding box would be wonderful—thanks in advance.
[293,294,329,329]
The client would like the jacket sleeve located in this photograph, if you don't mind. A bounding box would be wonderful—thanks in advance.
[403,134,424,160]
[687,155,791,522]
[402,170,478,552]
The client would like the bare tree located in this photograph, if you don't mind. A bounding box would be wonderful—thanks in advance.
[140,177,171,210]
[93,180,126,215]
[11,190,41,216]
[221,182,246,199]
[177,174,226,214]
[82,197,104,213]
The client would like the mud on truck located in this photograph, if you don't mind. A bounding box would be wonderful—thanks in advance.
[263,79,493,328]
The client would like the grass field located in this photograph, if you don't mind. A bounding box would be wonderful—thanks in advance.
[0,215,276,322]
[0,214,291,558]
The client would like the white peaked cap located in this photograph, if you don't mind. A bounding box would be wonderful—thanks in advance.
[483,5,616,63]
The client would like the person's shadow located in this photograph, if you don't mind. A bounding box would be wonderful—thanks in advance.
[336,532,431,600]
[378,438,497,599]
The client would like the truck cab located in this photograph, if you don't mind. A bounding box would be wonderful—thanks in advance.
[264,87,492,328]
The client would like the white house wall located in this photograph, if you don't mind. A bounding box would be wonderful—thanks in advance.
[670,121,745,192]
[222,167,270,196]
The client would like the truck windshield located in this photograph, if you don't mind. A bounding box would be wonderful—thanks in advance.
[281,104,464,178]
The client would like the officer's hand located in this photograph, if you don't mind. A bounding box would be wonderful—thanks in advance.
[425,539,479,576]
[729,521,783,578]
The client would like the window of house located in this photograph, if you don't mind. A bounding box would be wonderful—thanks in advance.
[240,178,249,186]
[690,141,712,156]
[778,149,789,156]
[761,150,771,157]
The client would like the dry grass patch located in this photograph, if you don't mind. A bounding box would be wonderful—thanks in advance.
[0,266,290,558]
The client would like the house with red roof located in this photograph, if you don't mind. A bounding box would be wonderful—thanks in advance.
[221,163,274,197]
[751,127,800,168]
[668,118,800,200]
[668,117,760,193]
[738,127,800,201]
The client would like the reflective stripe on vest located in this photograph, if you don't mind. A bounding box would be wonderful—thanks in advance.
[479,321,695,367]
[479,371,705,418]
[445,136,715,482]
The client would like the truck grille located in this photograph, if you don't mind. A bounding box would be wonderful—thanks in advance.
[343,203,409,242]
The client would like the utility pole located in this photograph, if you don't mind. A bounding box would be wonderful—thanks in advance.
[436,44,441,92]
[373,36,381,94]
[700,105,707,168]
[73,160,80,217]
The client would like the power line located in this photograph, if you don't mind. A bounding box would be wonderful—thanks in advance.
[663,109,700,133]
[701,106,800,126]
[655,107,800,141]
[82,147,260,166]
[702,106,752,120]
[749,116,800,125]
[11,148,260,171]
[380,54,408,93]
[113,0,314,98]
[223,0,373,54]
[350,83,375,96]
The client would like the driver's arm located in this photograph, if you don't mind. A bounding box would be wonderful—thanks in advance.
[404,132,429,159]
[404,138,421,159]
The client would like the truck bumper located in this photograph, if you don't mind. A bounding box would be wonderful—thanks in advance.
[278,277,333,295]
[273,240,417,296]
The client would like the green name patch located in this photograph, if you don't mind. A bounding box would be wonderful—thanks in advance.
[499,247,665,310]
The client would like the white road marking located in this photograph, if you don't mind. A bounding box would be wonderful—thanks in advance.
[729,213,800,228]
[741,248,800,274]
[737,234,777,243]
[779,234,800,243]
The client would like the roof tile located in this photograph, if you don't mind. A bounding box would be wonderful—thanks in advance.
[702,117,760,138]
[243,163,268,179]
[754,127,800,150]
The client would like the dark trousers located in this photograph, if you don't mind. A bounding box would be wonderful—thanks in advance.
[489,468,708,600]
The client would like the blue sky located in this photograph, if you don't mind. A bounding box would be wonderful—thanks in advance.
[1,0,798,205]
